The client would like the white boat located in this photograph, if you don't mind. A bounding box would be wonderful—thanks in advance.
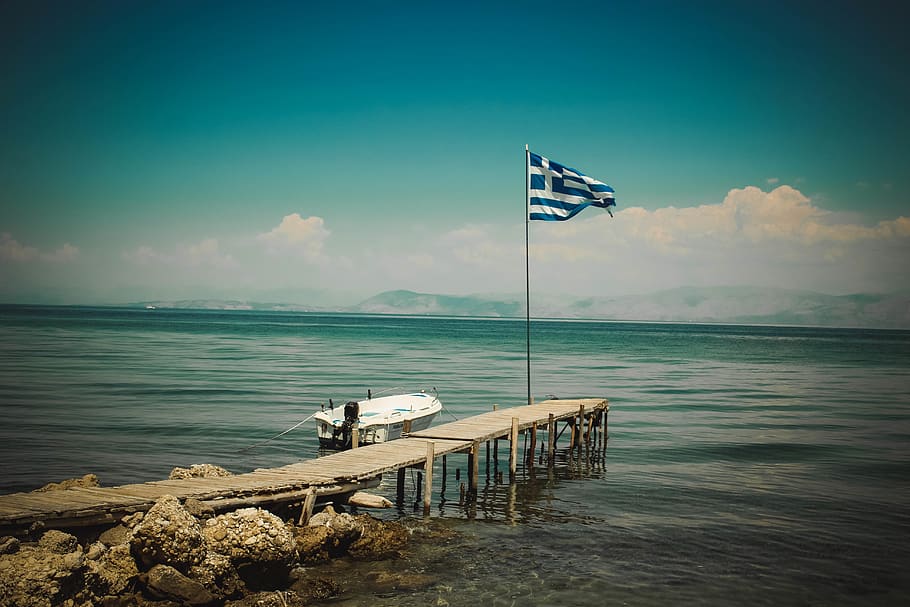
[314,390,442,449]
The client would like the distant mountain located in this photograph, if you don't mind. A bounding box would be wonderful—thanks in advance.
[128,287,910,328]
[351,287,910,328]
[134,300,340,313]
[352,290,523,317]
[561,287,910,327]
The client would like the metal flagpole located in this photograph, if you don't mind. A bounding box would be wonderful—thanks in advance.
[525,144,531,406]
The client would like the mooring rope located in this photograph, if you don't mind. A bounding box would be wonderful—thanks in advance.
[239,411,319,453]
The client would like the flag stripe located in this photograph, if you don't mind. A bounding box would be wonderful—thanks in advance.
[528,150,615,221]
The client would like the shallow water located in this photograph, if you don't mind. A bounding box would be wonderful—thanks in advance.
[1,306,909,604]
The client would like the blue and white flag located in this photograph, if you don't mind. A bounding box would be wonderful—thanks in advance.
[528,151,615,221]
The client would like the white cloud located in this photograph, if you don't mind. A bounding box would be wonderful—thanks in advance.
[514,185,910,295]
[441,223,517,266]
[123,238,235,268]
[257,214,329,261]
[0,233,79,263]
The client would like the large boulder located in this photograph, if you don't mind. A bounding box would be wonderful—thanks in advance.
[0,532,84,607]
[202,508,295,565]
[293,506,412,563]
[169,464,233,480]
[130,495,205,572]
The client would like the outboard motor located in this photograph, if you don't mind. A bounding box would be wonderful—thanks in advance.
[337,401,360,449]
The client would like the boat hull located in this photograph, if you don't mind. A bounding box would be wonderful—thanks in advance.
[314,392,441,449]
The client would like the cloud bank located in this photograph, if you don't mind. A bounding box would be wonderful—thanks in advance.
[3,186,908,304]
[0,233,79,263]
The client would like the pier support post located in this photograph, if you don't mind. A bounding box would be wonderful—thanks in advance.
[403,419,412,435]
[485,440,490,477]
[509,416,519,479]
[352,426,359,449]
[424,441,434,515]
[469,440,480,494]
[547,413,555,462]
[396,468,406,505]
[298,488,317,525]
[528,421,537,465]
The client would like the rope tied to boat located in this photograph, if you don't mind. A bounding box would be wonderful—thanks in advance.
[239,411,319,453]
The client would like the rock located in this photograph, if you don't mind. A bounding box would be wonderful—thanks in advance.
[145,564,214,605]
[287,568,341,603]
[168,464,233,480]
[0,540,85,606]
[223,590,307,607]
[203,508,295,565]
[130,495,205,573]
[84,543,139,598]
[364,569,436,592]
[346,491,393,508]
[38,530,79,555]
[33,473,100,492]
[293,525,333,563]
[121,512,144,529]
[188,551,244,600]
[348,516,409,560]
[98,524,131,547]
[0,536,20,555]
[183,498,215,519]
[86,541,107,560]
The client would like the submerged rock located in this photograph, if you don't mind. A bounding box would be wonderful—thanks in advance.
[224,590,307,607]
[348,515,410,560]
[130,495,206,573]
[169,464,233,480]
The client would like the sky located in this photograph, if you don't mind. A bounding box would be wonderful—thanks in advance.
[1,0,909,305]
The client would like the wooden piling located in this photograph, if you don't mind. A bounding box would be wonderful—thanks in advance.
[528,421,537,465]
[547,413,555,461]
[424,441,434,514]
[470,440,480,493]
[298,488,316,525]
[509,416,519,479]
[352,426,359,449]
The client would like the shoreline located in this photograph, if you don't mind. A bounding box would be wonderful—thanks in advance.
[0,468,452,607]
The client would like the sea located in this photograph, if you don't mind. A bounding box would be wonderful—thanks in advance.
[1,304,909,606]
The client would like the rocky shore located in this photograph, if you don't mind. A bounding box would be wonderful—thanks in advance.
[0,467,450,607]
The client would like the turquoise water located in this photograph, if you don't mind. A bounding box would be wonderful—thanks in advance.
[1,305,909,605]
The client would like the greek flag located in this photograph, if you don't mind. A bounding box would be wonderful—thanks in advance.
[528,151,615,221]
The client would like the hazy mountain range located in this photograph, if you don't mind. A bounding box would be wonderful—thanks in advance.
[136,286,910,329]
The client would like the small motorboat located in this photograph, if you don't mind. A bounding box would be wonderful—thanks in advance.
[314,389,442,449]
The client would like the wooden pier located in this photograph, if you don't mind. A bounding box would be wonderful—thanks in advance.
[0,398,608,536]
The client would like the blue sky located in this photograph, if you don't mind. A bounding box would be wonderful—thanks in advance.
[2,0,908,304]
